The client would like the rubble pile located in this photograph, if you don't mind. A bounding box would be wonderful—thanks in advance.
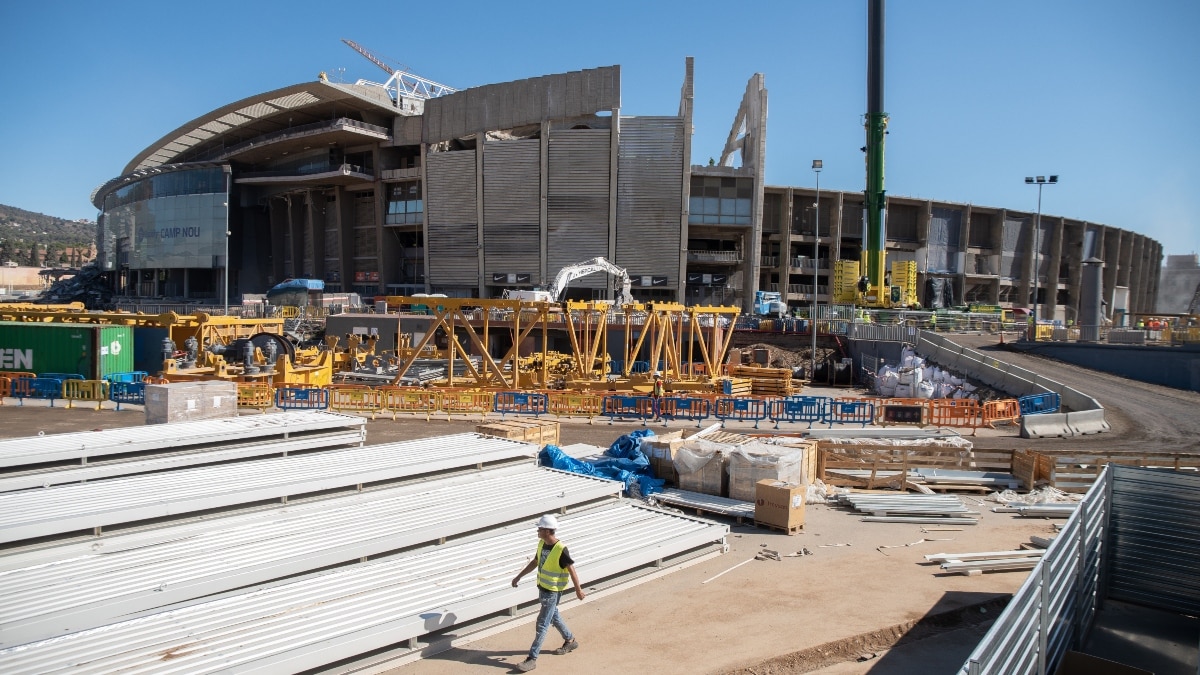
[35,264,112,309]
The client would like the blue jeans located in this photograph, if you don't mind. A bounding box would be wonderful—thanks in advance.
[528,587,573,660]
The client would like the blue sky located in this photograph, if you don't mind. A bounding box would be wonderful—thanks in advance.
[1,0,1197,256]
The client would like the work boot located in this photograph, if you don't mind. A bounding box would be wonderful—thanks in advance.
[552,639,579,655]
[515,658,537,672]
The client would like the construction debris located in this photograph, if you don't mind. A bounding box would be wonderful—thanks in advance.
[34,264,112,309]
[877,538,953,555]
[925,549,1045,576]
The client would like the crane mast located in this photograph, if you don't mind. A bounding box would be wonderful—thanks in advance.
[864,0,888,294]
[339,39,458,101]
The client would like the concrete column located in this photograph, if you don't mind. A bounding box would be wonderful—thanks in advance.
[745,74,767,313]
[1046,216,1064,321]
[419,144,431,292]
[183,268,189,299]
[289,195,305,281]
[608,109,620,268]
[782,187,794,301]
[268,196,287,284]
[832,192,844,266]
[959,204,972,304]
[476,132,486,298]
[373,155,386,296]
[679,58,695,305]
[539,120,549,288]
[337,187,356,293]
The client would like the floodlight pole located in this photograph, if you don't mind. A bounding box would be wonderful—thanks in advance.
[812,160,822,380]
[1024,175,1058,340]
[223,168,232,316]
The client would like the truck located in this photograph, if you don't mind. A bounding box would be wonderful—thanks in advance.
[754,291,787,317]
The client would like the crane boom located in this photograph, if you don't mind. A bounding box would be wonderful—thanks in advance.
[339,38,458,101]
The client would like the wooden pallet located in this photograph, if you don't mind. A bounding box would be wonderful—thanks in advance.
[752,520,804,535]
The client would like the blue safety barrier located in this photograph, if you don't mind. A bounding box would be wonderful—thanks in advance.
[275,387,330,410]
[1018,392,1061,416]
[109,381,146,411]
[38,373,85,382]
[14,377,65,406]
[602,395,656,425]
[657,396,712,427]
[628,361,651,374]
[608,360,624,375]
[106,371,150,383]
[826,400,875,427]
[770,396,830,429]
[494,391,549,418]
[714,397,772,429]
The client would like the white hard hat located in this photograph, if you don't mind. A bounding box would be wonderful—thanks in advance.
[536,514,559,530]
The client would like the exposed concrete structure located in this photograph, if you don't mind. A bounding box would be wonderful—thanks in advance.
[91,60,1162,320]
[1158,253,1200,314]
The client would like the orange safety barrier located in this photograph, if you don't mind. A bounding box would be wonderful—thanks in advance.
[0,376,8,403]
[143,376,170,384]
[439,389,494,420]
[380,387,438,421]
[329,386,384,419]
[0,371,35,381]
[982,399,1021,428]
[929,399,981,434]
[547,391,606,423]
[63,380,109,410]
[237,383,275,412]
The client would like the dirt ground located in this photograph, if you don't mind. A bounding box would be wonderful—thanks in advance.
[1,334,1196,674]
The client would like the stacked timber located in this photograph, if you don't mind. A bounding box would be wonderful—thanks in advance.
[717,377,754,397]
[729,365,794,397]
[475,419,560,448]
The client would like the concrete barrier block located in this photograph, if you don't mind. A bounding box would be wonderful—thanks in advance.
[1020,413,1074,439]
[1060,387,1101,412]
[1065,408,1110,435]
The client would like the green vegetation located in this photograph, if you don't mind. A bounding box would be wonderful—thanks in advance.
[0,204,97,267]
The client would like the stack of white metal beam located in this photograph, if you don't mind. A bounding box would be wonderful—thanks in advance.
[0,432,535,543]
[925,549,1044,575]
[991,503,1079,518]
[0,465,622,647]
[0,503,728,673]
[0,411,367,492]
[839,493,980,525]
[651,487,757,520]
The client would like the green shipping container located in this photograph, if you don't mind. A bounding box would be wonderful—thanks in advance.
[0,322,134,380]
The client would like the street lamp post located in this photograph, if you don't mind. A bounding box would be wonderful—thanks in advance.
[1024,175,1058,339]
[812,159,822,380]
[223,169,232,316]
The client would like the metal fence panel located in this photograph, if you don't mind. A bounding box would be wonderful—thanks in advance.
[1106,465,1200,616]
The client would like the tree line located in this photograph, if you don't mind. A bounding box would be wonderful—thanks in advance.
[0,203,97,268]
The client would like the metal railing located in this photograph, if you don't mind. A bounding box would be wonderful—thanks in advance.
[960,468,1109,675]
[238,163,373,180]
[686,250,742,263]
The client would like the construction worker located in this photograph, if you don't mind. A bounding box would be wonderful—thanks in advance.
[652,372,665,399]
[512,514,585,671]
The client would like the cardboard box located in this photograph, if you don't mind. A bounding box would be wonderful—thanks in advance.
[144,381,238,425]
[754,479,806,531]
[475,419,560,447]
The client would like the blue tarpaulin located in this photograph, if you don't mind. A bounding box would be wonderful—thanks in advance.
[538,429,664,496]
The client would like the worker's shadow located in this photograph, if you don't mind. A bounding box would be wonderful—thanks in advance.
[419,612,526,670]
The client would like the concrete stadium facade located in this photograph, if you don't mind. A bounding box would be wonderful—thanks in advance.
[92,60,1162,321]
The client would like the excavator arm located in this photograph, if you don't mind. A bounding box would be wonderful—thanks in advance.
[548,257,633,305]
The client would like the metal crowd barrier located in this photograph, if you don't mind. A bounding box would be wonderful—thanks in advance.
[109,381,145,410]
[770,396,827,429]
[14,377,64,406]
[546,392,605,423]
[714,397,771,429]
[602,395,656,425]
[328,386,384,420]
[1019,392,1061,416]
[493,391,548,418]
[106,371,150,383]
[380,387,437,421]
[825,400,874,427]
[63,380,109,410]
[237,383,275,412]
[982,399,1021,427]
[657,397,712,427]
[275,387,330,411]
[439,390,493,419]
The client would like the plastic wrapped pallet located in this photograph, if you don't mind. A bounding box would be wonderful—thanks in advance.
[727,442,804,502]
[674,440,729,497]
[144,381,239,425]
[642,430,685,485]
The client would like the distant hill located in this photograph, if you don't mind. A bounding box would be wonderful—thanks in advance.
[0,204,97,267]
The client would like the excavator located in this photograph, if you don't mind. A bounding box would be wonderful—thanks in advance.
[504,257,633,305]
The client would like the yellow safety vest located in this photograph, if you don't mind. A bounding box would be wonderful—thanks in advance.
[535,540,570,592]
